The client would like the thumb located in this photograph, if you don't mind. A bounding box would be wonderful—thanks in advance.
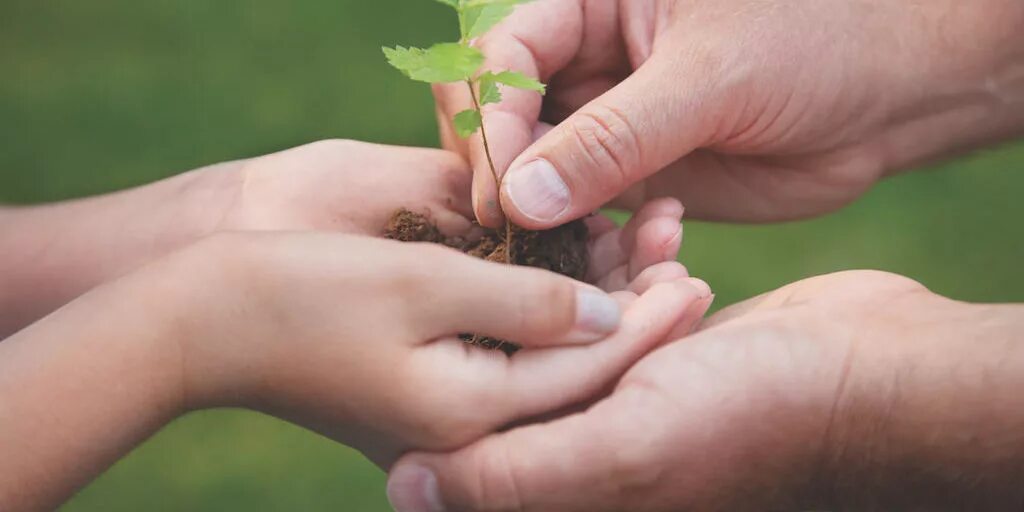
[408,248,622,347]
[387,395,629,512]
[500,57,714,229]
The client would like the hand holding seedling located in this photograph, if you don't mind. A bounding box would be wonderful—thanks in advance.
[384,0,550,264]
[0,139,692,338]
[390,271,1024,512]
[0,231,711,510]
[0,140,471,336]
[433,0,1024,228]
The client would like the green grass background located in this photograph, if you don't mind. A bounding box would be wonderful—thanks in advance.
[1,1,1021,510]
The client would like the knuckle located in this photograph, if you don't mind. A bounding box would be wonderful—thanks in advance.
[466,439,528,511]
[388,243,451,294]
[411,384,491,449]
[824,270,928,295]
[306,138,360,153]
[567,105,643,191]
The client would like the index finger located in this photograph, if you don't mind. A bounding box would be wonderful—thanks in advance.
[433,0,586,227]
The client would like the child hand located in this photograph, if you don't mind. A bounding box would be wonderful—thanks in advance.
[0,231,709,509]
[166,233,711,467]
[220,140,691,293]
[3,138,690,337]
[217,139,476,236]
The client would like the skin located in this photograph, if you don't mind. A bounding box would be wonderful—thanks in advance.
[389,271,1024,512]
[0,139,704,509]
[0,139,686,337]
[0,232,712,511]
[433,0,1024,228]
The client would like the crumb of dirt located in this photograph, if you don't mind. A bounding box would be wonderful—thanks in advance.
[385,209,590,355]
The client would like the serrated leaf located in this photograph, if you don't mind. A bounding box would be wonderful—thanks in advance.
[460,0,533,39]
[478,75,502,105]
[453,109,483,138]
[383,43,484,84]
[489,70,546,94]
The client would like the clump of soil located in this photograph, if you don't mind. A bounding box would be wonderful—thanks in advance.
[385,209,589,354]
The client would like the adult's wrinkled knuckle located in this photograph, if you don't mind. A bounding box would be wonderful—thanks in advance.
[465,440,528,511]
[568,105,642,190]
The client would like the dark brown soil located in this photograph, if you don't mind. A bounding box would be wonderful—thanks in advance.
[384,209,589,354]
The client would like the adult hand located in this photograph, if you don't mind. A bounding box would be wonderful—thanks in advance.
[435,0,1024,228]
[388,270,1024,511]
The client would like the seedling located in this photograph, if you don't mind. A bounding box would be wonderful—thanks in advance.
[383,0,545,264]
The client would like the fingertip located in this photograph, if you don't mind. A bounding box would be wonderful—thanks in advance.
[584,214,619,239]
[683,277,712,299]
[628,261,691,294]
[472,167,505,228]
[629,217,684,279]
[637,196,685,220]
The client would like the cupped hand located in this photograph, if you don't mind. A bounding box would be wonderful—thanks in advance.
[387,270,1000,512]
[213,138,691,293]
[171,233,712,469]
[217,139,477,236]
[436,0,1024,228]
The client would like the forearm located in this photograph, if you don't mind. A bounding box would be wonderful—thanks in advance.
[0,263,189,510]
[0,161,240,337]
[884,0,1024,171]
[830,299,1024,510]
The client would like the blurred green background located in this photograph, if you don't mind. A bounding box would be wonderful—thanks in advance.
[1,0,1021,510]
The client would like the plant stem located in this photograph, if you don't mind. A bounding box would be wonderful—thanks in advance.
[466,79,514,264]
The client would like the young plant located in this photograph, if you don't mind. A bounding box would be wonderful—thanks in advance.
[383,0,545,264]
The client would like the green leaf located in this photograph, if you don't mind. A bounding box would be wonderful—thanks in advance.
[478,74,502,105]
[488,70,546,94]
[460,0,534,39]
[383,43,484,84]
[453,109,482,138]
[432,0,460,8]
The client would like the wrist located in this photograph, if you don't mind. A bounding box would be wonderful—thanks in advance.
[884,1,1024,171]
[825,294,1024,509]
[154,234,279,411]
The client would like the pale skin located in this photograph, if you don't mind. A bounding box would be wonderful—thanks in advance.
[0,233,710,511]
[0,139,687,337]
[386,0,1024,510]
[0,140,708,509]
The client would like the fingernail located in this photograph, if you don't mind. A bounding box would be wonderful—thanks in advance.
[503,159,570,222]
[575,287,622,335]
[387,464,444,512]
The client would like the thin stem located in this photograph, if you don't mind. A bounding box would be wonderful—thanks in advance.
[466,79,514,264]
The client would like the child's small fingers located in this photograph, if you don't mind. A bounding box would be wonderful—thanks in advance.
[584,213,619,239]
[596,265,630,293]
[498,279,705,421]
[619,197,684,253]
[586,228,626,282]
[627,261,691,294]
[627,217,684,280]
[610,290,638,310]
[665,293,715,341]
